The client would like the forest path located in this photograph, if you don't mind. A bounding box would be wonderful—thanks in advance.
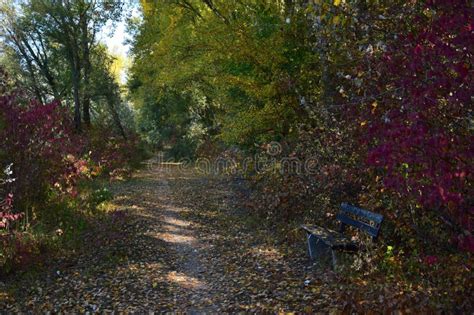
[2,164,343,313]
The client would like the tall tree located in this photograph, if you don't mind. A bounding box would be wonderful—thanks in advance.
[0,0,123,131]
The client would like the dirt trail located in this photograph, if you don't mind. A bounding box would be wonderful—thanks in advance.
[151,170,216,312]
[1,164,343,313]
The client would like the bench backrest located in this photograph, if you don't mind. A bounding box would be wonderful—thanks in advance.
[337,203,383,239]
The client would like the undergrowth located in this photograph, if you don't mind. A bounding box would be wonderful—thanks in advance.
[0,178,117,277]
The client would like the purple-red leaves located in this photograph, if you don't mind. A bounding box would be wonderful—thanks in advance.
[362,0,473,252]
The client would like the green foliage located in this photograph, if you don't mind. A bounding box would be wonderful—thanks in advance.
[0,0,131,132]
[90,187,113,208]
[129,0,313,155]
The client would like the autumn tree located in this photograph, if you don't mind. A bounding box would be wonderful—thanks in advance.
[0,0,124,131]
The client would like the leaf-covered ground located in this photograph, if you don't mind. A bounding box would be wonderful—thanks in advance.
[0,165,435,312]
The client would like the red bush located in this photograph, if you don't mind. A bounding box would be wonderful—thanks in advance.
[0,94,83,209]
[364,0,473,251]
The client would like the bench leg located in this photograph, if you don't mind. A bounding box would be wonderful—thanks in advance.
[306,232,316,259]
[331,250,337,269]
[306,233,333,268]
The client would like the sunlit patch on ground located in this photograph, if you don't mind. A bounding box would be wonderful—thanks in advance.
[166,271,206,290]
[157,232,195,244]
[251,246,283,262]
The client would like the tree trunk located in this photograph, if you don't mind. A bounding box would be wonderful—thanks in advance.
[106,97,127,140]
[71,57,82,131]
[81,12,91,127]
[83,95,91,126]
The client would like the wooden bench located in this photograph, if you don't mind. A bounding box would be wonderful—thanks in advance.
[302,203,383,268]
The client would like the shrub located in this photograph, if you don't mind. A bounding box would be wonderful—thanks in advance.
[363,0,473,252]
[0,95,83,213]
[0,164,22,230]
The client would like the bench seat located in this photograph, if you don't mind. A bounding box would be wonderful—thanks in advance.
[301,225,358,251]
